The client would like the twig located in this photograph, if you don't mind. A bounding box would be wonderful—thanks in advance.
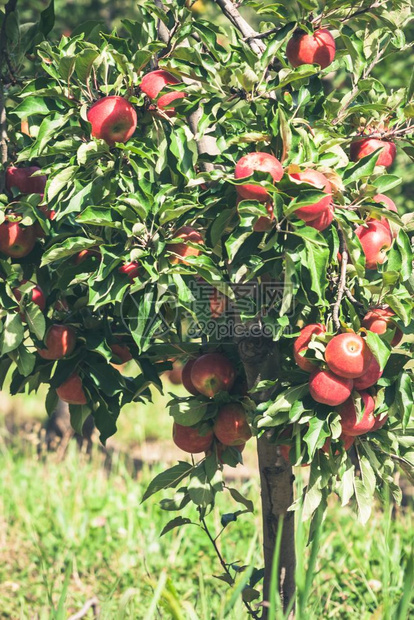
[339,1,385,22]
[199,511,261,619]
[332,229,348,331]
[213,0,266,55]
[67,597,100,620]
[345,287,364,307]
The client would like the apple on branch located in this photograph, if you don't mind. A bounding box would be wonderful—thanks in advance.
[166,226,203,265]
[355,219,393,270]
[0,219,37,258]
[235,152,283,202]
[87,96,137,146]
[56,372,87,405]
[140,70,186,116]
[289,168,333,222]
[38,324,77,360]
[214,403,252,446]
[13,280,46,311]
[350,138,396,168]
[286,28,336,70]
[361,307,403,347]
[293,323,326,373]
[338,391,376,436]
[173,422,214,453]
[6,166,47,195]
[325,332,373,379]
[309,368,354,406]
[190,353,236,397]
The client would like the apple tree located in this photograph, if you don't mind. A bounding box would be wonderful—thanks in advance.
[0,0,413,616]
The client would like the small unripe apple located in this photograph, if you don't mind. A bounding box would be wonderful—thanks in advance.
[214,403,252,446]
[56,372,87,405]
[338,391,376,436]
[309,368,354,406]
[181,358,199,395]
[289,169,332,222]
[361,307,403,347]
[286,28,336,69]
[325,332,373,379]
[0,220,37,258]
[13,280,46,311]
[373,194,399,238]
[166,226,203,265]
[350,138,396,168]
[293,323,326,373]
[307,205,335,231]
[6,166,47,194]
[353,355,382,390]
[87,96,137,146]
[38,324,77,360]
[118,261,140,281]
[173,422,214,453]
[355,219,393,270]
[190,352,236,397]
[110,343,133,363]
[235,152,283,202]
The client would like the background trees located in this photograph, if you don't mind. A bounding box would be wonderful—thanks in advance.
[0,0,413,617]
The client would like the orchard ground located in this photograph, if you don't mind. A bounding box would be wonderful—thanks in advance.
[0,377,412,620]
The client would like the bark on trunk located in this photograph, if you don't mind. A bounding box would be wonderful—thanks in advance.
[258,434,295,616]
[237,332,296,617]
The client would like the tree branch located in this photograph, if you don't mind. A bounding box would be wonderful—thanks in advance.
[213,0,266,55]
[0,0,18,190]
[332,228,348,331]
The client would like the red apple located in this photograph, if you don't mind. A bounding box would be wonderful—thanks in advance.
[353,355,382,390]
[87,96,137,146]
[235,152,284,202]
[286,28,336,69]
[338,391,376,436]
[293,323,326,373]
[110,343,133,363]
[289,169,332,222]
[181,358,199,395]
[325,332,373,379]
[307,205,335,231]
[254,203,275,232]
[214,403,252,446]
[56,372,87,405]
[118,261,140,281]
[321,433,355,454]
[173,422,213,453]
[140,70,185,116]
[166,226,203,265]
[38,324,77,360]
[350,138,396,168]
[355,219,393,270]
[371,413,388,431]
[309,368,354,406]
[13,280,46,311]
[6,166,47,194]
[361,307,403,347]
[190,353,236,397]
[140,69,180,99]
[0,220,36,258]
[372,194,399,239]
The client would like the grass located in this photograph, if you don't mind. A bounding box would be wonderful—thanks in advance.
[0,387,412,619]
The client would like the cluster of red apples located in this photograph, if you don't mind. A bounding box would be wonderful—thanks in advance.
[293,309,401,445]
[171,352,252,459]
[234,150,398,271]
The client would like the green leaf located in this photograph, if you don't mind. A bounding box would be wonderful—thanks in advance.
[142,462,194,502]
[342,150,381,186]
[169,399,208,426]
[15,345,36,377]
[228,487,254,512]
[46,166,78,201]
[0,314,24,355]
[160,516,193,537]
[365,331,391,370]
[25,303,46,341]
[188,465,214,508]
[41,237,98,266]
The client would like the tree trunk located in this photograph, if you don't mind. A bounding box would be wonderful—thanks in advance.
[258,435,295,616]
[237,332,296,616]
